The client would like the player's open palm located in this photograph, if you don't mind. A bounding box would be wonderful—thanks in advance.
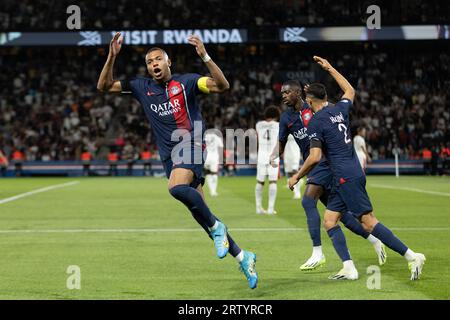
[110,32,123,57]
[313,56,332,71]
[187,35,207,59]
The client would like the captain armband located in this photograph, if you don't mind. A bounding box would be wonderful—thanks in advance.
[197,77,210,94]
[310,139,323,149]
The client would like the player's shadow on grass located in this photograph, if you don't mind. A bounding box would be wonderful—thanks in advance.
[241,271,335,298]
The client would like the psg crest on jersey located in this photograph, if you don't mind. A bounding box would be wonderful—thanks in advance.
[170,86,180,95]
[301,109,313,126]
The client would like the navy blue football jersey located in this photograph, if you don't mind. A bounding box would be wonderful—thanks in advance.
[279,103,329,166]
[121,73,206,161]
[307,99,364,181]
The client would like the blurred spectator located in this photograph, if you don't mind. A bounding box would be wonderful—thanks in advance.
[1,0,448,30]
[81,148,92,176]
[108,150,119,176]
[122,141,137,176]
[12,148,25,176]
[422,147,432,174]
[0,42,448,165]
[440,143,450,175]
[0,149,8,177]
[140,147,153,176]
[431,145,440,175]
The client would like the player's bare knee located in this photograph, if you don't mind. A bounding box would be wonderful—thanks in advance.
[323,218,337,231]
[361,221,373,232]
[360,212,377,232]
[323,211,340,230]
[303,184,322,200]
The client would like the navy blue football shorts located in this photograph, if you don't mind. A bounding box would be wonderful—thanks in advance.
[326,176,373,217]
[162,142,206,189]
[306,162,334,191]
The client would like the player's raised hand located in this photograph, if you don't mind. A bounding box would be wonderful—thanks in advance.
[313,56,333,72]
[187,35,208,61]
[109,32,123,57]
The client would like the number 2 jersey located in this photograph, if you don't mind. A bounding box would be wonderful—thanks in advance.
[307,99,364,181]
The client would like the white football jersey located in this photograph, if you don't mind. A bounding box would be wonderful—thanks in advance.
[284,134,301,163]
[353,135,366,154]
[256,120,279,165]
[205,132,223,160]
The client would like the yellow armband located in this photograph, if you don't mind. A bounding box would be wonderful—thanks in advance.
[197,77,210,94]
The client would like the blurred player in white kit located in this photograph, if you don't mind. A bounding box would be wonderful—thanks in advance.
[353,127,371,171]
[284,134,303,199]
[255,106,280,215]
[204,131,223,196]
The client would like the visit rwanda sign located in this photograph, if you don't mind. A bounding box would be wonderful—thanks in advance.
[0,29,248,46]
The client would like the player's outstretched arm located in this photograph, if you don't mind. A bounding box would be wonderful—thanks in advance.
[188,35,230,93]
[97,32,123,93]
[288,147,321,190]
[313,56,355,102]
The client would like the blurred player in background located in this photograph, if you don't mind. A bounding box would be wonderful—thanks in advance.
[290,56,425,280]
[272,80,384,271]
[204,131,223,197]
[284,134,303,199]
[255,106,280,215]
[353,127,371,171]
[97,32,258,289]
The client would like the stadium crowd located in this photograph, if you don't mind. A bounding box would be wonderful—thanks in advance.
[0,41,448,173]
[1,0,448,30]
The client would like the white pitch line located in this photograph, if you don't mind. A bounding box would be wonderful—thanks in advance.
[0,227,304,234]
[0,181,80,205]
[369,184,450,197]
[0,227,448,234]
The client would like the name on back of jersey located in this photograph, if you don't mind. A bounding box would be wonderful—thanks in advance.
[329,112,344,124]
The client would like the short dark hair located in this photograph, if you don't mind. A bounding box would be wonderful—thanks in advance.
[146,47,169,58]
[264,106,281,120]
[282,79,305,99]
[305,83,327,100]
[282,79,301,88]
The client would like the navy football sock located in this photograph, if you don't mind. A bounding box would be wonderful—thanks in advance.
[169,184,217,228]
[340,211,370,239]
[226,233,241,258]
[169,185,242,257]
[371,223,408,255]
[327,225,351,262]
[301,196,322,246]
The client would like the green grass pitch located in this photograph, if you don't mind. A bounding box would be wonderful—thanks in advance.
[0,175,449,299]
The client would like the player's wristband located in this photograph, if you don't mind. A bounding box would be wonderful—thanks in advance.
[201,53,211,63]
